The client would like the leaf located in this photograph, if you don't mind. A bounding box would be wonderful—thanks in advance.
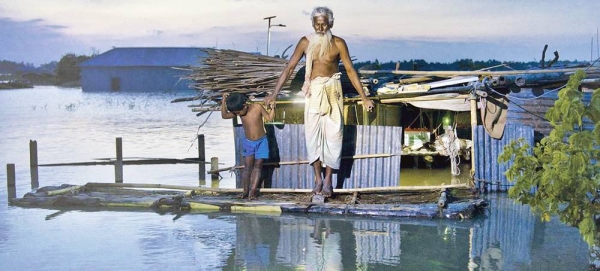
[500,70,600,246]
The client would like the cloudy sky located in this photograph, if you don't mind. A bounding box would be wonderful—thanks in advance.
[1,0,599,66]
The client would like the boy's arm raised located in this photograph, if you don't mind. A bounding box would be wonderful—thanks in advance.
[221,93,235,119]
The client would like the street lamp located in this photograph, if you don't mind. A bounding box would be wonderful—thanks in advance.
[264,15,286,56]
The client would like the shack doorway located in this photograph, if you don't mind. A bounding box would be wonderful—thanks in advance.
[398,105,475,186]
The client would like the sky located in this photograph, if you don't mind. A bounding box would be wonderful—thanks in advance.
[1,0,599,66]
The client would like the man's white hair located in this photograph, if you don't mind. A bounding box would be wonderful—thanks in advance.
[311,6,334,26]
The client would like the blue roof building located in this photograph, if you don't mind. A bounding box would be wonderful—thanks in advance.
[79,47,207,92]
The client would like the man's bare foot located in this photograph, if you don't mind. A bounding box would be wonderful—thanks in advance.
[322,185,334,197]
[312,181,323,195]
[248,189,258,200]
[237,191,249,199]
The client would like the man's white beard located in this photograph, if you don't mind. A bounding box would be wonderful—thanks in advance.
[307,30,332,60]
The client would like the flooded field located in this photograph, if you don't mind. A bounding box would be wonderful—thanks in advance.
[0,86,590,270]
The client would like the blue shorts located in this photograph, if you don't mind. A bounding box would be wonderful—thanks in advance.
[242,135,269,159]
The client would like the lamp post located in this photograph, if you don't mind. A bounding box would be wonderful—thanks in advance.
[264,16,286,56]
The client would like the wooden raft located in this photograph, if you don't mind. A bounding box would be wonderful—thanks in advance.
[9,183,487,219]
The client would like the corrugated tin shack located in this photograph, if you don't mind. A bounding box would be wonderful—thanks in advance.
[184,49,599,192]
[80,47,206,92]
[358,68,599,192]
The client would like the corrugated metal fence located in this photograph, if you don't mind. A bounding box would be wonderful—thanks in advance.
[506,89,594,137]
[234,124,403,189]
[474,124,534,192]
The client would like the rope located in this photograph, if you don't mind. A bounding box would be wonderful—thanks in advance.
[406,110,423,128]
[437,124,461,176]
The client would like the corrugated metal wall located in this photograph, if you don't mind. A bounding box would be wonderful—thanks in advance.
[476,90,594,192]
[233,124,403,189]
[507,89,594,136]
[474,124,534,192]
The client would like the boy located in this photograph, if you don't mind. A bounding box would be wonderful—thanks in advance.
[221,92,275,200]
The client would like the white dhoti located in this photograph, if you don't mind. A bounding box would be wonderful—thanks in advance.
[304,73,344,169]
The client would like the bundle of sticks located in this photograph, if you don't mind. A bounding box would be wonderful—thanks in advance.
[172,48,364,108]
[179,48,305,102]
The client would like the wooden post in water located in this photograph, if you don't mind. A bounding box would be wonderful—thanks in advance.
[115,137,123,183]
[7,164,16,200]
[470,92,478,180]
[29,140,39,189]
[211,157,219,188]
[198,134,206,185]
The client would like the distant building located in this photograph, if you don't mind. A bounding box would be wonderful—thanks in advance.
[20,70,56,85]
[79,47,206,92]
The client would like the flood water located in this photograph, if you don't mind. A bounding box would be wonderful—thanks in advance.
[0,86,591,270]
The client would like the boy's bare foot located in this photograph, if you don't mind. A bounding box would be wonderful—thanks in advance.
[322,185,333,197]
[312,181,323,195]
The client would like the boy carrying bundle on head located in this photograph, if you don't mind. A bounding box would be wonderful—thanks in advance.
[221,92,275,200]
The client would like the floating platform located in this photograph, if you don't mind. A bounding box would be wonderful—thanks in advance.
[9,183,487,219]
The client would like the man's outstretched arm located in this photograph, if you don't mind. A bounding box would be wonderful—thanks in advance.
[265,37,309,105]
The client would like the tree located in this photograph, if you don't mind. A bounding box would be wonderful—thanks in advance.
[56,53,91,85]
[499,70,600,247]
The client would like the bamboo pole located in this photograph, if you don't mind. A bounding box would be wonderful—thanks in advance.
[39,158,211,167]
[86,182,242,193]
[207,153,397,174]
[470,92,478,184]
[45,185,84,196]
[438,188,448,207]
[377,93,471,104]
[85,182,469,194]
[358,67,599,76]
[398,77,435,84]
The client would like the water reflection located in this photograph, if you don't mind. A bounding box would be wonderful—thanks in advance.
[228,213,469,270]
[220,194,588,270]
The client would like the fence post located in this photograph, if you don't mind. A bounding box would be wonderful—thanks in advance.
[198,134,206,185]
[29,140,39,189]
[115,137,123,183]
[211,157,219,188]
[7,164,16,200]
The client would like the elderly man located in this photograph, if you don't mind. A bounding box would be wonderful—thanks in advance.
[265,6,375,197]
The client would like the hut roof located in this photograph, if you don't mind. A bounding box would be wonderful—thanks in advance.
[80,47,208,68]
